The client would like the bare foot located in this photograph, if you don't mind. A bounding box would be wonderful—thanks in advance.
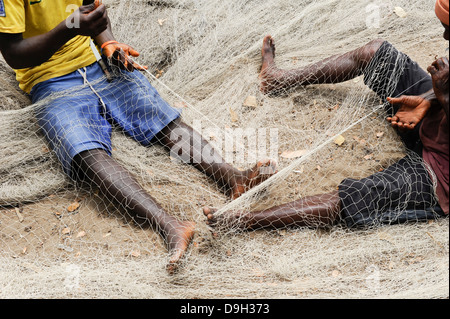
[203,207,251,230]
[165,220,196,274]
[261,35,276,72]
[259,35,285,95]
[230,159,278,200]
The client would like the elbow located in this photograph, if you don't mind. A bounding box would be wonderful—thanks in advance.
[0,33,50,69]
[1,52,28,70]
[0,33,32,69]
[5,62,26,70]
[2,55,40,70]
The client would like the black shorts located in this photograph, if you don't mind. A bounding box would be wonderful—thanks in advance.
[363,41,433,152]
[338,42,445,228]
[338,155,445,229]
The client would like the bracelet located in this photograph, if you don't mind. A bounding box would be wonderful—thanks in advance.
[100,40,119,50]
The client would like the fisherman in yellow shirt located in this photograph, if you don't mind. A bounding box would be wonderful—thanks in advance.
[0,0,277,272]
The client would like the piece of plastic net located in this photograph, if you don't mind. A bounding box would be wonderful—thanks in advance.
[0,0,448,298]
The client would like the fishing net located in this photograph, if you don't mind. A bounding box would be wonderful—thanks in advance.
[0,0,448,298]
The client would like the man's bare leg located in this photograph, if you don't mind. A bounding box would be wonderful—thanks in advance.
[73,148,195,273]
[203,191,341,230]
[260,35,384,94]
[154,118,278,200]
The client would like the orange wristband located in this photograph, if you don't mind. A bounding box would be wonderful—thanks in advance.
[101,40,119,50]
[94,0,103,8]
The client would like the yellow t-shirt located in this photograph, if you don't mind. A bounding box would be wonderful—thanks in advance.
[0,0,97,93]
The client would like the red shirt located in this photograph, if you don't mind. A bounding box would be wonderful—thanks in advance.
[420,104,449,215]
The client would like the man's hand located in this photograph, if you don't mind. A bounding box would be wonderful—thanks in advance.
[386,95,432,131]
[102,42,148,72]
[428,57,449,108]
[67,3,108,38]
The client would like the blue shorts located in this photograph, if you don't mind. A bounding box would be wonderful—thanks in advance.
[31,62,181,178]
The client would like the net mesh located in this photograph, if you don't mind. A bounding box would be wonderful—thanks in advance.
[0,0,448,298]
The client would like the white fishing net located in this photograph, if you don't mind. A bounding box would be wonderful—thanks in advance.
[0,0,448,299]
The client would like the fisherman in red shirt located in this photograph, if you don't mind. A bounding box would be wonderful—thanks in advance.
[205,0,449,230]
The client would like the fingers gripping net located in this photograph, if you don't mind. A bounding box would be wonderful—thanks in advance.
[0,0,448,298]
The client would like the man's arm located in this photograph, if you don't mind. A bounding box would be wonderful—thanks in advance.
[419,88,437,101]
[386,57,449,130]
[90,0,147,73]
[428,57,449,123]
[0,4,108,70]
[93,17,147,72]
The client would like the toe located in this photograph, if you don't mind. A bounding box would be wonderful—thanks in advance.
[258,159,278,175]
[203,206,211,216]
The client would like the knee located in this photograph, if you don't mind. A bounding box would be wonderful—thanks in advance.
[74,148,110,164]
[359,38,385,64]
[72,148,111,179]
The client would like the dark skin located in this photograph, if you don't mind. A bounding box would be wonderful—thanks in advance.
[204,23,449,231]
[259,36,384,95]
[387,23,449,130]
[428,56,449,122]
[0,2,277,272]
[0,4,108,69]
[203,192,341,230]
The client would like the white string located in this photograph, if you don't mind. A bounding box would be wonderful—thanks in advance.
[77,67,107,113]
